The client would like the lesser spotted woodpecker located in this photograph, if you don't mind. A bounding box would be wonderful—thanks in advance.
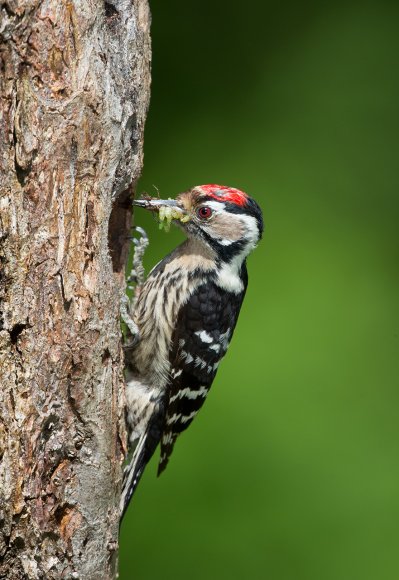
[121,184,263,517]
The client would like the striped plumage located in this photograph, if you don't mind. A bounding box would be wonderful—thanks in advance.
[121,185,263,517]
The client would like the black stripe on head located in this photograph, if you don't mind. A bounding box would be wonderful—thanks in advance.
[222,198,264,240]
[203,233,248,263]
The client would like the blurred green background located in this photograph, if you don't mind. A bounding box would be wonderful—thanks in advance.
[120,1,399,578]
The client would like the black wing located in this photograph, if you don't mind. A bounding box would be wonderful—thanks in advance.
[158,270,248,474]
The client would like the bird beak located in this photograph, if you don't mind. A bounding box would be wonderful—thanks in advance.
[133,197,190,231]
[132,198,180,210]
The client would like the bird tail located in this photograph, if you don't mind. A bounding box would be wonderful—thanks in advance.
[120,433,148,520]
[120,405,165,520]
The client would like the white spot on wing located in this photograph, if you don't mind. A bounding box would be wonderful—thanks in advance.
[194,356,207,369]
[180,350,194,364]
[166,413,181,425]
[195,330,213,343]
[181,411,198,423]
[162,432,174,445]
[209,343,221,352]
[166,411,198,425]
[220,329,231,349]
[169,386,209,402]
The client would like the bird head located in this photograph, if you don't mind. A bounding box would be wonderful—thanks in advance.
[133,184,263,262]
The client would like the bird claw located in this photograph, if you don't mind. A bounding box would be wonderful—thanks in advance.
[134,226,148,240]
[122,333,141,350]
[120,295,139,339]
[126,226,149,244]
[121,226,149,344]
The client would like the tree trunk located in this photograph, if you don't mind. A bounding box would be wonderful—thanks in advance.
[0,1,151,577]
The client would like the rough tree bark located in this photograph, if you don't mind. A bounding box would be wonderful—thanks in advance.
[0,1,151,577]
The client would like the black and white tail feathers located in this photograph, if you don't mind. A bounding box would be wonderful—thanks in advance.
[120,433,148,519]
[120,402,166,519]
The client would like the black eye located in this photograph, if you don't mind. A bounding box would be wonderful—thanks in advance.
[197,206,213,219]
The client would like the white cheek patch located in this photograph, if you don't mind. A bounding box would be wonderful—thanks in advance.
[240,214,260,247]
[215,215,260,293]
[205,211,259,248]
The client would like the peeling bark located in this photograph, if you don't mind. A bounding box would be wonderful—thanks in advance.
[0,1,151,577]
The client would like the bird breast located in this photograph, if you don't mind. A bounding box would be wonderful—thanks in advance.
[131,245,216,388]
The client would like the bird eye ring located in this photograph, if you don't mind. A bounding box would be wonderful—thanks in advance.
[197,206,213,219]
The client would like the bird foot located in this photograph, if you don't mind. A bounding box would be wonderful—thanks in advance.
[120,226,149,348]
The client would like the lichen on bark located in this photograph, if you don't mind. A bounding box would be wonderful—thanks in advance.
[0,0,151,577]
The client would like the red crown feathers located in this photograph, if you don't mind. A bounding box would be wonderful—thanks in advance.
[199,184,248,207]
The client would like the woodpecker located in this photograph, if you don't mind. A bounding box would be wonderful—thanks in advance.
[121,184,263,518]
